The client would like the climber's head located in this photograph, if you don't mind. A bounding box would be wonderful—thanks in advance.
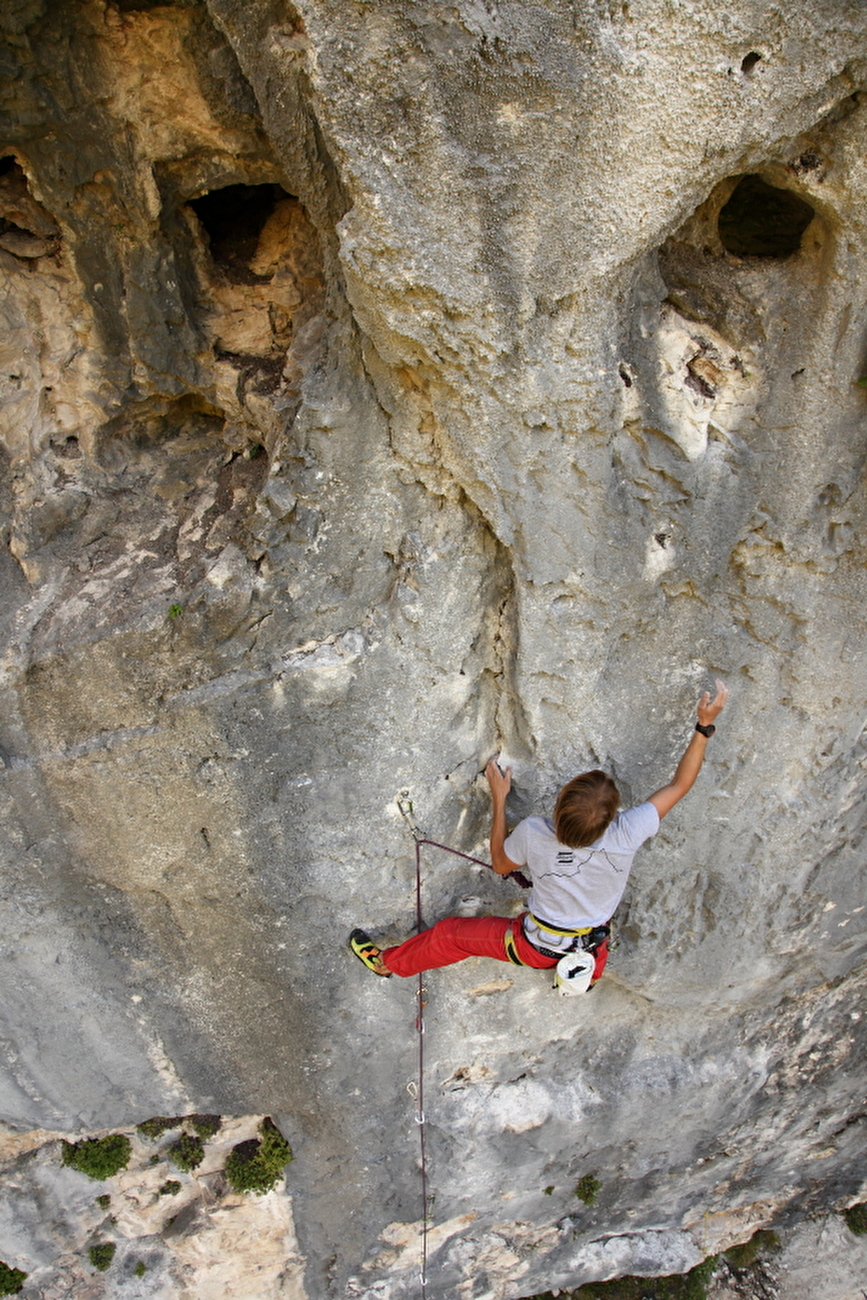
[554,770,620,848]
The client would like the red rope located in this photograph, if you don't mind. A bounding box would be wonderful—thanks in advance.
[413,836,428,1297]
[414,836,491,870]
[401,810,497,1298]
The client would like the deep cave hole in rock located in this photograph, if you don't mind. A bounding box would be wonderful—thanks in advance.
[718,175,815,258]
[189,183,293,282]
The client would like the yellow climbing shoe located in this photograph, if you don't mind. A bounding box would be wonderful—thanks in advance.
[349,929,392,977]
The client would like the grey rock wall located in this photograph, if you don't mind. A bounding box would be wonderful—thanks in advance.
[1,1,867,1296]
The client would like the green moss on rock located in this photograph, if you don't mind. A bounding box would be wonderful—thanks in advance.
[189,1113,222,1139]
[88,1242,116,1272]
[570,1255,719,1300]
[224,1117,292,1194]
[0,1261,28,1296]
[843,1202,867,1235]
[167,1133,204,1173]
[137,1116,181,1141]
[61,1134,131,1181]
[723,1229,781,1269]
[574,1173,601,1206]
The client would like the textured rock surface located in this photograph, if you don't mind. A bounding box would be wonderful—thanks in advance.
[2,1,867,1297]
[0,1118,305,1298]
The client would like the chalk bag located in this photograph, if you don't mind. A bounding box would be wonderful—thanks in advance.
[553,949,596,996]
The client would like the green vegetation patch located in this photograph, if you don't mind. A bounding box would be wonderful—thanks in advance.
[88,1242,116,1273]
[96,1194,111,1210]
[0,1261,28,1296]
[224,1117,293,1194]
[159,1180,182,1197]
[62,1134,132,1181]
[137,1116,181,1141]
[574,1173,601,1206]
[723,1229,781,1269]
[843,1201,867,1235]
[134,1261,148,1277]
[572,1255,719,1300]
[167,1133,205,1173]
[189,1114,222,1139]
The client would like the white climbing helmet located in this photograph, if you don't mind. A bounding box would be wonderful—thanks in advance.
[553,949,596,996]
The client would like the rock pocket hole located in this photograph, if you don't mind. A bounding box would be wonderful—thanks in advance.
[190,183,293,284]
[741,51,762,74]
[0,156,60,260]
[718,175,815,258]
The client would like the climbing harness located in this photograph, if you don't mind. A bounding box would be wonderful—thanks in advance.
[503,924,524,965]
[522,912,611,992]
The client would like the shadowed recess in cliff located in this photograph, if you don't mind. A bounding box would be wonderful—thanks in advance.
[190,183,292,285]
[0,156,60,261]
[718,175,816,259]
[182,180,326,399]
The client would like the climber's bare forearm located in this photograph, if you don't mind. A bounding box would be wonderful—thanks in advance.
[486,757,521,875]
[648,680,729,819]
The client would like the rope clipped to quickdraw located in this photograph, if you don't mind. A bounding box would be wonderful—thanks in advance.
[396,793,495,1297]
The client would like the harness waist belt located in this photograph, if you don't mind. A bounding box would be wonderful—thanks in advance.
[527,912,594,938]
[522,913,601,961]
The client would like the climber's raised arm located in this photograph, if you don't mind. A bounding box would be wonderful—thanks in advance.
[647,680,729,820]
[485,758,522,875]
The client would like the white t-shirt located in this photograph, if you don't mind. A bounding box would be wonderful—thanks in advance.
[503,802,660,930]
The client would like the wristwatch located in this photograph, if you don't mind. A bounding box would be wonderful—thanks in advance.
[695,722,715,737]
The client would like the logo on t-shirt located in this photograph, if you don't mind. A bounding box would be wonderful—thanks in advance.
[556,850,574,865]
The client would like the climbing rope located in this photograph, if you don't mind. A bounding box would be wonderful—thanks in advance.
[397,795,492,1297]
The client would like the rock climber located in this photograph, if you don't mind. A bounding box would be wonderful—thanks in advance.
[350,680,729,981]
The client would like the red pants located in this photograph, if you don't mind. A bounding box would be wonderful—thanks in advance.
[382,913,558,978]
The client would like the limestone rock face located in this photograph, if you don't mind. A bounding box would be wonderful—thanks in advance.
[1,1,867,1297]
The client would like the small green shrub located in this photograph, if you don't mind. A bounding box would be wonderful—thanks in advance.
[88,1242,116,1272]
[137,1116,181,1141]
[62,1134,132,1181]
[543,1185,555,1195]
[167,1133,204,1173]
[0,1261,28,1296]
[159,1180,182,1196]
[189,1113,222,1139]
[843,1201,867,1235]
[224,1117,293,1194]
[574,1173,601,1206]
[133,1260,147,1277]
[724,1229,781,1269]
[573,1255,719,1300]
[96,1194,111,1210]
[167,604,184,619]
